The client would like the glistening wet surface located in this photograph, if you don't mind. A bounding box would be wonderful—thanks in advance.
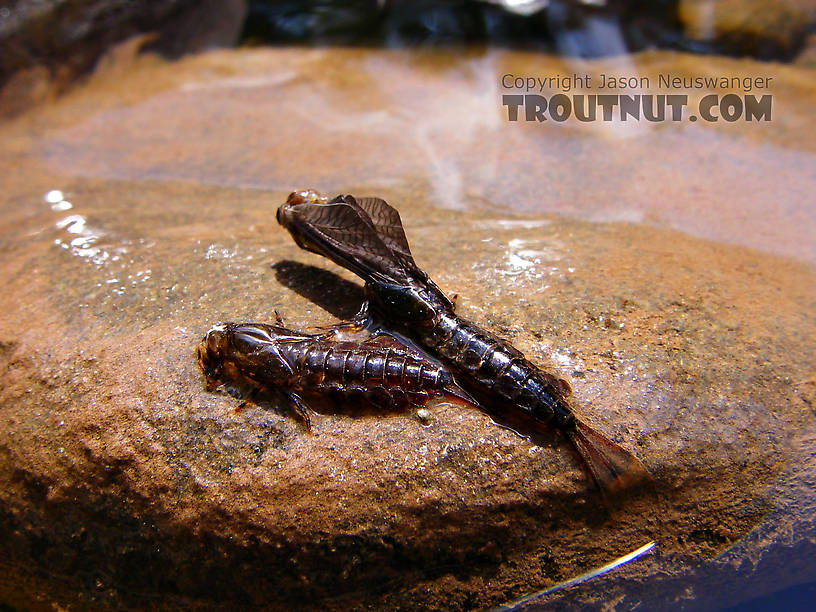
[34,47,816,262]
[0,45,814,610]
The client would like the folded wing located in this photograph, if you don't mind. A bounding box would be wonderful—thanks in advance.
[278,194,424,286]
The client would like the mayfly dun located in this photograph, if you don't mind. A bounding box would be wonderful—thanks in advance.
[277,190,650,494]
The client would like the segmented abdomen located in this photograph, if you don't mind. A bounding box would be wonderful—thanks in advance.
[418,312,574,427]
[279,340,451,396]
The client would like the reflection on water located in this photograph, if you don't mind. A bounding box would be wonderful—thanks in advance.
[50,200,72,211]
[45,189,67,206]
[53,213,116,266]
[43,192,161,303]
[494,540,657,610]
[36,45,816,263]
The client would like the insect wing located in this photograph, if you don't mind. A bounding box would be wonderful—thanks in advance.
[352,196,417,269]
[287,198,414,285]
[279,191,456,311]
[329,197,454,310]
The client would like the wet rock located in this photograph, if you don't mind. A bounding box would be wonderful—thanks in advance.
[31,48,816,262]
[794,32,816,66]
[0,46,815,610]
[678,0,816,58]
[0,64,54,117]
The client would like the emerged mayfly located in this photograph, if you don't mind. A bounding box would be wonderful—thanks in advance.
[197,322,476,427]
[277,190,650,495]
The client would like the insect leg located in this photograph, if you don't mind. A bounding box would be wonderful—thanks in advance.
[236,387,259,411]
[314,319,365,335]
[312,302,377,342]
[323,301,374,331]
[274,310,285,325]
[283,391,314,432]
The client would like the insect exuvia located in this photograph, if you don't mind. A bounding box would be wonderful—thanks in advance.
[197,322,476,429]
[277,190,650,494]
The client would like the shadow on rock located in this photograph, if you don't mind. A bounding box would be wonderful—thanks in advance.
[272,260,365,320]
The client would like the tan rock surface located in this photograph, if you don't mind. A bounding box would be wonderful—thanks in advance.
[678,0,816,57]
[0,46,814,610]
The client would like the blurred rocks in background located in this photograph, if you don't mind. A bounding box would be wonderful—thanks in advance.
[794,32,816,66]
[678,0,816,59]
[1,0,815,116]
[238,0,816,58]
[239,0,677,53]
[0,0,248,116]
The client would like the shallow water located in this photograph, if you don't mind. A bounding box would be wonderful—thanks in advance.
[0,44,814,610]
[33,47,816,262]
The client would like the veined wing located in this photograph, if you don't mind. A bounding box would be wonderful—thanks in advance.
[353,196,417,269]
[278,194,422,285]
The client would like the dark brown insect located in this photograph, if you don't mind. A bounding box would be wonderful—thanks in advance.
[197,321,476,428]
[277,190,650,494]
